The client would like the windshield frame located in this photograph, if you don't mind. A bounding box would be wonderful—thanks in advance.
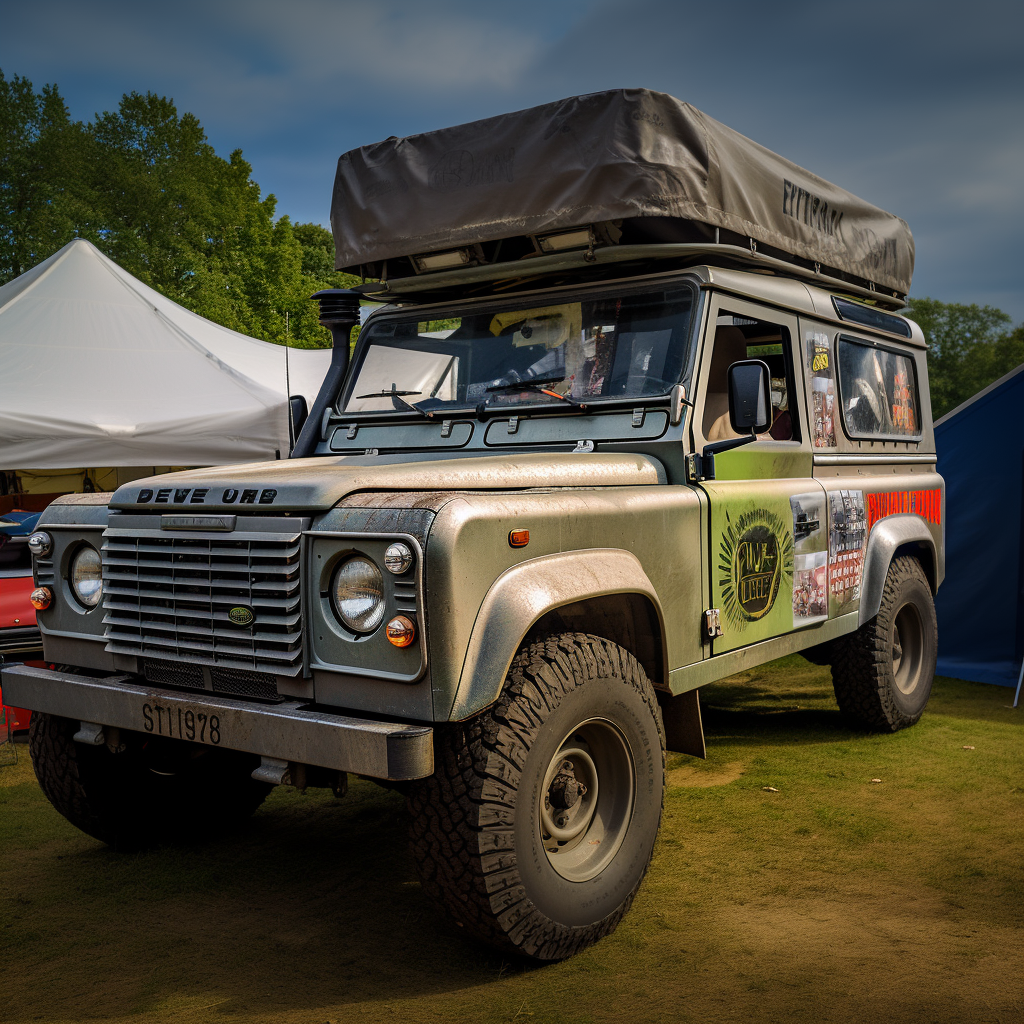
[335,274,702,423]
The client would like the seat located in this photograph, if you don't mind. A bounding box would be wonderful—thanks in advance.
[702,325,749,440]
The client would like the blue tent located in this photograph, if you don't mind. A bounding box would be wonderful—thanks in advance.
[934,364,1024,686]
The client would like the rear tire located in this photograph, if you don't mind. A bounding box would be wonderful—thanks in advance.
[408,633,665,961]
[831,556,937,731]
[29,712,271,849]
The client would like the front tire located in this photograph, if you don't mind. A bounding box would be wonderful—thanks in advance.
[29,712,271,849]
[408,633,665,961]
[831,555,937,731]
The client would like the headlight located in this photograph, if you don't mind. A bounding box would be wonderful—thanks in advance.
[332,556,385,633]
[70,545,103,608]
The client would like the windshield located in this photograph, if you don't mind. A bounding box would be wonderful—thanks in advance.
[341,285,695,415]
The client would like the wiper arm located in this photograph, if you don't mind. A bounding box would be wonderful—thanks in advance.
[353,384,423,413]
[485,375,577,404]
[485,375,565,394]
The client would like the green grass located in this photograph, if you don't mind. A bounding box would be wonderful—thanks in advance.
[1,659,1021,1024]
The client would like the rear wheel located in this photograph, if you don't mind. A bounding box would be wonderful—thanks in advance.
[408,633,665,961]
[29,712,270,849]
[831,556,937,731]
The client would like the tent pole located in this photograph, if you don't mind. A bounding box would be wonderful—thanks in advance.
[1014,659,1023,709]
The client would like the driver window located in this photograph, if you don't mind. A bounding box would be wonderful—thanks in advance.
[702,312,799,443]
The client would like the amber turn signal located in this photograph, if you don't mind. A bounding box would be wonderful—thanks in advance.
[30,586,53,611]
[509,529,530,548]
[385,614,416,648]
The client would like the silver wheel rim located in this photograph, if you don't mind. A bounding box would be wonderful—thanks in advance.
[539,718,635,882]
[893,602,925,695]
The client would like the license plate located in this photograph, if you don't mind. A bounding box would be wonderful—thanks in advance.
[140,701,223,745]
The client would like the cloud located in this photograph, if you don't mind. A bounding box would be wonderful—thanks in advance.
[2,0,1021,318]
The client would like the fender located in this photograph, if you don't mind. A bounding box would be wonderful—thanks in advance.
[449,548,666,721]
[859,514,939,626]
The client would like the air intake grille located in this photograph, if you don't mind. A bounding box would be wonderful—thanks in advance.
[102,520,304,677]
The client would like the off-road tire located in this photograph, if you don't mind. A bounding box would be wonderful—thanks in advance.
[29,712,271,849]
[408,633,665,961]
[831,555,937,731]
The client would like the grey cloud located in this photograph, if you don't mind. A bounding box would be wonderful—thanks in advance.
[1,0,1021,318]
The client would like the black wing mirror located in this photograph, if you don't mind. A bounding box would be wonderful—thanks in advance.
[691,359,771,483]
[728,359,771,434]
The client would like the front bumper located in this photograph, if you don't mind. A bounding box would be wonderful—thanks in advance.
[0,664,433,781]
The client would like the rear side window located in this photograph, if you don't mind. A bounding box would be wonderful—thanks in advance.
[837,336,921,439]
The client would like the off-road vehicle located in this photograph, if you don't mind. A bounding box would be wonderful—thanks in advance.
[3,90,942,961]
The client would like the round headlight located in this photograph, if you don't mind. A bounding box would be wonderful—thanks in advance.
[70,545,103,608]
[332,556,385,633]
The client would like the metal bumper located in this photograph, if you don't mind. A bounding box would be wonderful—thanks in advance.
[0,663,434,781]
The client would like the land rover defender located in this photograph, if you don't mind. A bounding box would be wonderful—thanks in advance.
[2,90,942,961]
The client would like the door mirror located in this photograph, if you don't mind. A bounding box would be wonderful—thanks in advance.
[289,395,309,441]
[728,359,771,434]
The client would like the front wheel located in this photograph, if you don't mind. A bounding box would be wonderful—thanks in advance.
[831,555,937,731]
[29,712,271,849]
[408,633,665,961]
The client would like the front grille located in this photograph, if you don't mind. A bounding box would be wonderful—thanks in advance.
[102,519,303,677]
[210,667,278,699]
[143,658,205,689]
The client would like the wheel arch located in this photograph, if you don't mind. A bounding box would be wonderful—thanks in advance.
[448,548,667,721]
[860,514,939,626]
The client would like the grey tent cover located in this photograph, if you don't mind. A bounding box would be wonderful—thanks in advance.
[332,89,914,294]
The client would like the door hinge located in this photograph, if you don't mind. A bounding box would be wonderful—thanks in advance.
[703,608,724,642]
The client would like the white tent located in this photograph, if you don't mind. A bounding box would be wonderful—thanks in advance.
[0,239,332,469]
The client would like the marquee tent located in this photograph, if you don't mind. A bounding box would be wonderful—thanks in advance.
[0,239,331,469]
[934,363,1024,688]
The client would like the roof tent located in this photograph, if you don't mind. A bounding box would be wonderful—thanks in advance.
[934,364,1024,687]
[0,240,331,469]
[331,89,914,302]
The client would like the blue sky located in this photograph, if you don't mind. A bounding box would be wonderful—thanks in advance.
[2,0,1022,320]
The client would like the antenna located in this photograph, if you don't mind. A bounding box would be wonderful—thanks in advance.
[284,311,294,452]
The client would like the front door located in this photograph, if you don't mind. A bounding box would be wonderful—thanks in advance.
[692,296,827,656]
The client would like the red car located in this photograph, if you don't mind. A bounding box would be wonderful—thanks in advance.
[1,508,45,735]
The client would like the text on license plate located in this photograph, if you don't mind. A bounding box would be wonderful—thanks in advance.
[141,702,222,744]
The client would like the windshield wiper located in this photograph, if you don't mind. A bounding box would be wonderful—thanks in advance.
[353,384,423,413]
[485,375,576,404]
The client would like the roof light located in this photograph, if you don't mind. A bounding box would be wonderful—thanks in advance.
[537,228,593,253]
[412,249,472,272]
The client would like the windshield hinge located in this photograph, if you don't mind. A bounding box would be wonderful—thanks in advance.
[440,419,453,438]
[346,424,358,440]
[507,416,519,435]
[631,407,645,428]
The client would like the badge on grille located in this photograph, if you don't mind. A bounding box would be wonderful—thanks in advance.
[228,606,255,626]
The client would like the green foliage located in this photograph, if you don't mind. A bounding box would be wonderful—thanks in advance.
[0,70,359,348]
[905,297,1023,419]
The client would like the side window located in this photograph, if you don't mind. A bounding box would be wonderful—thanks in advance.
[837,336,921,439]
[702,312,799,442]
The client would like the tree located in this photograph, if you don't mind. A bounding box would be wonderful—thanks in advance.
[0,71,95,281]
[905,298,1022,418]
[0,69,358,349]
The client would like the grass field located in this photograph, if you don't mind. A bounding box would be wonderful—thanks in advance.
[2,657,1021,1024]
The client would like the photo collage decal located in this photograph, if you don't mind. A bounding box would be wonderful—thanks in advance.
[828,489,867,616]
[790,491,828,627]
[806,330,836,448]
